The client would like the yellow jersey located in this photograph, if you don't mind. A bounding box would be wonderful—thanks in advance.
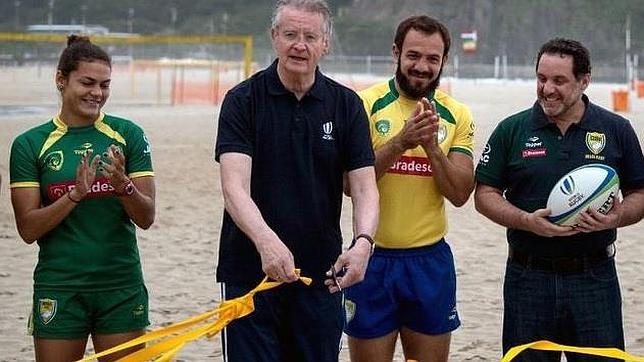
[359,79,475,248]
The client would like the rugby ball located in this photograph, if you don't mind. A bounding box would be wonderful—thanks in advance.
[546,164,619,226]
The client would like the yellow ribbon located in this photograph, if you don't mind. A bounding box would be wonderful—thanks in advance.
[501,340,644,361]
[77,271,312,362]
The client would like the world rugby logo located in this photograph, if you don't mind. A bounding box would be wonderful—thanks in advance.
[560,175,576,196]
[322,121,334,140]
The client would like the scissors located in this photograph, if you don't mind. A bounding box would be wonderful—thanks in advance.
[330,265,346,292]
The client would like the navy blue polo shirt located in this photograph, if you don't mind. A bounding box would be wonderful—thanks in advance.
[476,95,644,257]
[215,60,375,286]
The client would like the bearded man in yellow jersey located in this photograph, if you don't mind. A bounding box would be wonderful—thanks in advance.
[344,16,475,362]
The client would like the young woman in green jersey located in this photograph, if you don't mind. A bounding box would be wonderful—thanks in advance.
[9,35,156,361]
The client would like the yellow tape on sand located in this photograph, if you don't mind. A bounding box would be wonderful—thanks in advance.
[502,340,644,361]
[77,271,312,362]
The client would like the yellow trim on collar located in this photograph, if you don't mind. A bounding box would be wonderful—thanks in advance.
[94,113,127,146]
[38,116,68,158]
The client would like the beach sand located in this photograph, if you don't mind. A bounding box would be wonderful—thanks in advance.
[1,70,643,361]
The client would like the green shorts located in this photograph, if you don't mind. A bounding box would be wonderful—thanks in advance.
[29,284,149,339]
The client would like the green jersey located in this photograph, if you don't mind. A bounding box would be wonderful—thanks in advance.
[10,112,154,291]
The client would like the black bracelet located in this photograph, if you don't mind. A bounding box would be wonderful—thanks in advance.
[67,192,81,203]
[352,233,375,255]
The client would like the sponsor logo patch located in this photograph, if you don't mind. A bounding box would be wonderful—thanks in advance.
[38,298,57,325]
[522,148,547,158]
[388,155,432,176]
[375,119,391,136]
[47,176,116,201]
[74,142,93,155]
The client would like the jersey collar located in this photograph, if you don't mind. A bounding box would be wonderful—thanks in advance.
[390,77,436,102]
[531,94,597,130]
[267,59,324,101]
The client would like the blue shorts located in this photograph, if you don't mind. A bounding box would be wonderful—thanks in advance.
[344,239,460,338]
[220,283,343,362]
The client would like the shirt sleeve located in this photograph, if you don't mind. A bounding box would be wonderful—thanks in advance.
[475,122,508,190]
[617,120,644,191]
[125,123,154,178]
[449,105,475,157]
[344,92,376,171]
[215,89,254,162]
[9,134,40,188]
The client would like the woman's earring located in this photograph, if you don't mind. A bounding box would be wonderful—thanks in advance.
[57,84,63,91]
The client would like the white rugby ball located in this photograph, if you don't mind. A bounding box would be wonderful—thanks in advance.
[546,164,619,226]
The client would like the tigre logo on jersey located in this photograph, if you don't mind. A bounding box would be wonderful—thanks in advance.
[468,122,475,138]
[375,119,391,136]
[38,298,57,325]
[132,304,145,317]
[74,142,93,155]
[479,143,491,164]
[43,150,64,171]
[142,134,152,154]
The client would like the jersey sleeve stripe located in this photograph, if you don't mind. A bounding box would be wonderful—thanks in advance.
[94,113,127,146]
[10,181,40,188]
[129,171,155,178]
[449,146,473,157]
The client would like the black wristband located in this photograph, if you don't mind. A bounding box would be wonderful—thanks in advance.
[353,233,375,255]
[67,192,81,203]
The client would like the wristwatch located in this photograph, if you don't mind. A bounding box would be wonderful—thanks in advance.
[354,234,376,256]
[116,181,135,197]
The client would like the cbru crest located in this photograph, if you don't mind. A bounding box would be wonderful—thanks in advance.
[437,123,448,144]
[375,119,391,136]
[343,299,356,323]
[38,298,57,325]
[585,132,606,155]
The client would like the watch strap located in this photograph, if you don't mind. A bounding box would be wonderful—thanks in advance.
[354,233,375,255]
[115,180,135,196]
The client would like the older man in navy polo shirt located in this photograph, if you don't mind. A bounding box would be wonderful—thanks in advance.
[214,1,379,361]
[475,38,644,361]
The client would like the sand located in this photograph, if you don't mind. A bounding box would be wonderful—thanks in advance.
[1,68,643,361]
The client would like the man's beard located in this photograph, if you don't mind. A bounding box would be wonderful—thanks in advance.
[395,58,443,99]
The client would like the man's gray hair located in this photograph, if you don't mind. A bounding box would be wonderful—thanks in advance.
[270,0,333,36]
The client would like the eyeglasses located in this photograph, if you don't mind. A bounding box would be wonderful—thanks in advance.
[278,29,324,44]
